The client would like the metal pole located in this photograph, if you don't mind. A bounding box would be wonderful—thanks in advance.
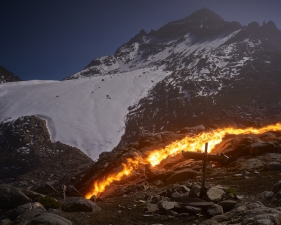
[200,143,208,199]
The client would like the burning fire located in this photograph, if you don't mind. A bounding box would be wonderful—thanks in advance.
[85,123,281,199]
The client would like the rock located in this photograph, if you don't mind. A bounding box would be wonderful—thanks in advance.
[181,185,190,193]
[26,213,72,225]
[206,188,225,203]
[5,202,45,220]
[0,219,12,225]
[217,200,237,212]
[158,201,178,210]
[201,202,281,225]
[62,197,101,212]
[0,186,30,209]
[260,191,274,200]
[146,203,159,213]
[273,180,281,194]
[182,206,202,214]
[13,208,47,224]
[266,162,281,170]
[171,192,183,202]
[189,183,201,198]
[33,183,58,195]
[21,189,46,201]
[249,142,276,156]
[165,169,198,184]
[65,185,82,197]
[206,204,223,217]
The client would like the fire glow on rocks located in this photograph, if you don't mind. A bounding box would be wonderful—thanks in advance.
[85,123,281,199]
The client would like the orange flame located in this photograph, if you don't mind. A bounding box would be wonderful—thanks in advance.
[85,123,281,199]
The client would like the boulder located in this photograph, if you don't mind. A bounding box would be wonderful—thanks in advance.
[260,191,274,200]
[5,202,45,220]
[201,202,281,225]
[62,197,101,212]
[21,189,45,201]
[13,208,47,224]
[206,204,223,217]
[266,162,281,171]
[165,169,198,184]
[171,192,183,202]
[146,203,159,213]
[0,186,30,209]
[189,183,201,198]
[157,201,178,210]
[26,213,72,225]
[33,183,58,195]
[182,206,202,214]
[205,188,225,203]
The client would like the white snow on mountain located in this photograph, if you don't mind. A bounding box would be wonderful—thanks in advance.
[0,68,171,160]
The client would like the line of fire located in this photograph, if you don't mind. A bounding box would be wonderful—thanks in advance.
[84,123,281,199]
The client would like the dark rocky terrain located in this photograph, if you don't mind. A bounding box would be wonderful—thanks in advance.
[0,66,21,84]
[0,116,94,189]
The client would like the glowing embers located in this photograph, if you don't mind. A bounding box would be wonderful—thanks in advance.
[85,123,281,199]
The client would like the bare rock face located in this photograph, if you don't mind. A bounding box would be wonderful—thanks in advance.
[0,66,21,84]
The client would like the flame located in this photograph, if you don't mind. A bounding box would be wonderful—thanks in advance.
[85,123,281,199]
[85,157,143,199]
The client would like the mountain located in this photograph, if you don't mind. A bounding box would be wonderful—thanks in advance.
[0,66,22,84]
[1,8,281,161]
[65,8,281,145]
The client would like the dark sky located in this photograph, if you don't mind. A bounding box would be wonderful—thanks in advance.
[1,0,281,81]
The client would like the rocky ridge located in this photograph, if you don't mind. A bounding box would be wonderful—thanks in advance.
[0,66,21,84]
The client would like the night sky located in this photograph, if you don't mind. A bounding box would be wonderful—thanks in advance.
[1,0,281,81]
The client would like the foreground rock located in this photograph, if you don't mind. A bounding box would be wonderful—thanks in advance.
[5,202,45,220]
[200,202,281,225]
[16,212,72,225]
[0,186,30,209]
[62,197,101,212]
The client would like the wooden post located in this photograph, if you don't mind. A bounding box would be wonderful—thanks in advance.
[200,143,208,199]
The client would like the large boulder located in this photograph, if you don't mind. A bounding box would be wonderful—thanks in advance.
[5,202,45,220]
[62,197,101,212]
[200,202,281,225]
[0,186,30,209]
[25,213,72,225]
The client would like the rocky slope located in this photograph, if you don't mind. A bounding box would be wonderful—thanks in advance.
[0,66,21,84]
[0,116,94,188]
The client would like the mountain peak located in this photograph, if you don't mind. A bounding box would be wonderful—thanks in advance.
[187,7,224,23]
